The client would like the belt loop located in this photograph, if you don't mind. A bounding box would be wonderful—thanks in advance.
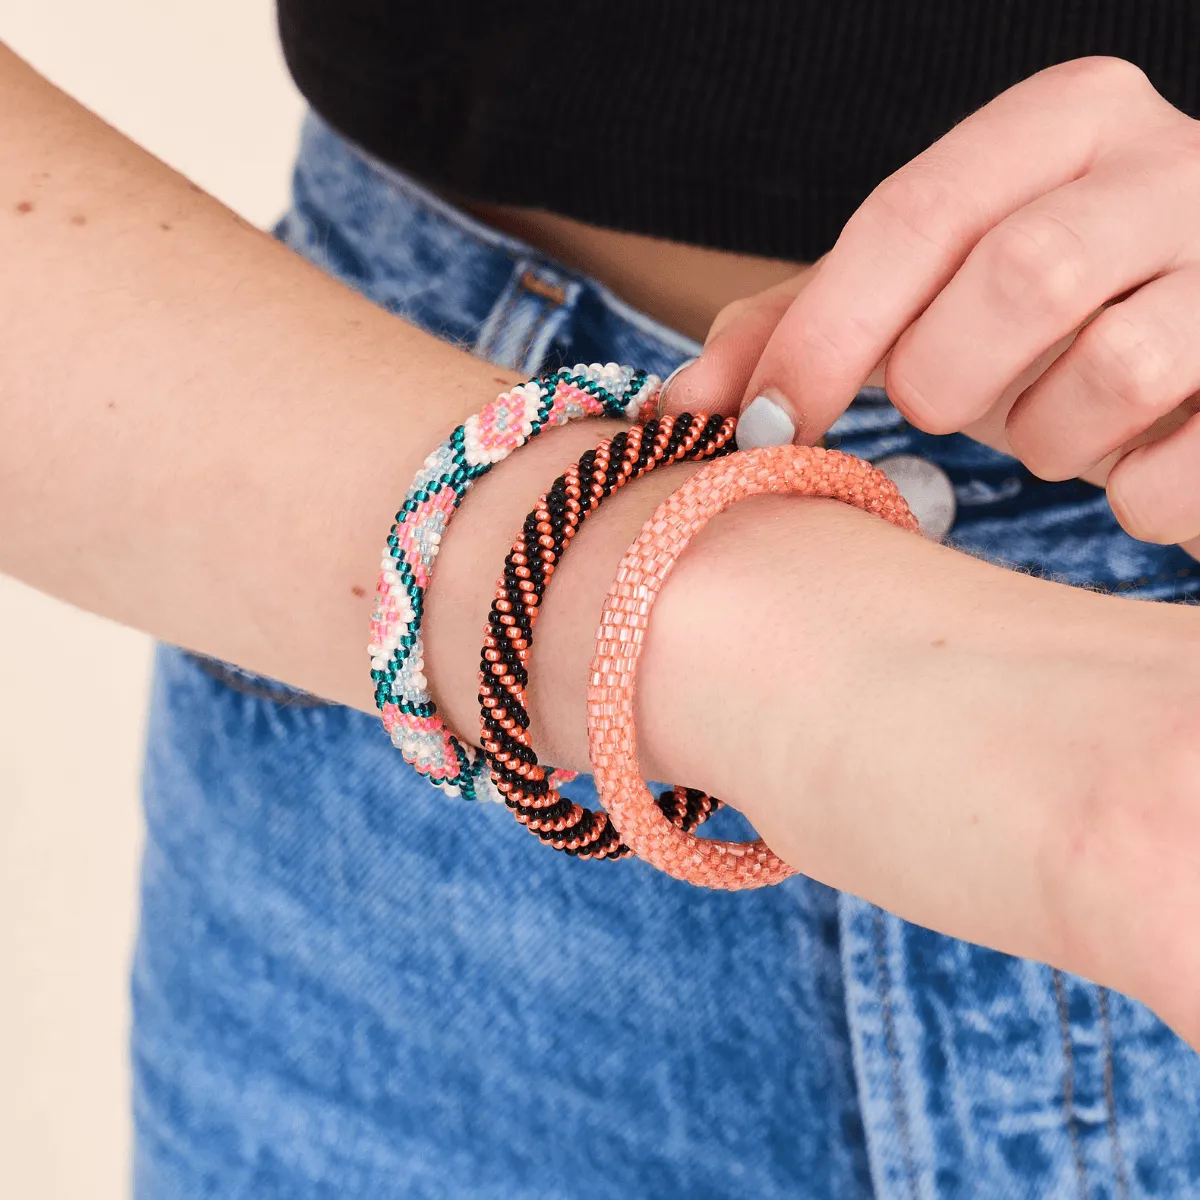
[475,259,578,373]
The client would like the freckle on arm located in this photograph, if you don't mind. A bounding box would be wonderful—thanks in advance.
[15,200,33,214]
[351,585,366,599]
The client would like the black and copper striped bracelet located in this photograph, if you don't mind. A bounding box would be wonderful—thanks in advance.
[477,412,735,858]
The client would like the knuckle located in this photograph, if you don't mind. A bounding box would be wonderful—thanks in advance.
[983,213,1089,317]
[707,295,757,342]
[882,350,949,433]
[1076,312,1174,417]
[787,317,859,387]
[866,167,964,251]
[715,295,756,328]
[1106,463,1174,545]
[1172,134,1200,193]
[1105,473,1150,541]
[1052,54,1153,99]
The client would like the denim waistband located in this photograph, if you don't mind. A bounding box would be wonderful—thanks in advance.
[280,114,702,382]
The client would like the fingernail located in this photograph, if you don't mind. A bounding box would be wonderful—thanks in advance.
[657,357,697,413]
[738,392,796,448]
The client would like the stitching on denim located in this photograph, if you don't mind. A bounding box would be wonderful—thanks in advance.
[516,307,552,375]
[183,651,329,709]
[477,268,566,372]
[1097,988,1130,1200]
[513,283,563,373]
[872,908,920,1200]
[1052,969,1090,1200]
[478,281,524,365]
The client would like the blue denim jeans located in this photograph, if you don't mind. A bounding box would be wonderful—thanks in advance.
[132,113,1200,1199]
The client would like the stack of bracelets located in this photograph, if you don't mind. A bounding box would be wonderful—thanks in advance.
[371,364,919,890]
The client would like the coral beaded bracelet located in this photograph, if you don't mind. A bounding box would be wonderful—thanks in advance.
[587,444,920,890]
[369,364,659,803]
[477,413,736,858]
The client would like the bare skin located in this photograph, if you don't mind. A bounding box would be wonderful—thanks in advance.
[2,42,1199,1051]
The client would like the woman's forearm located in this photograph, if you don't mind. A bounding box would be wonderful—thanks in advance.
[0,41,529,711]
[5,45,1200,1046]
[0,42,773,790]
[0,42,894,802]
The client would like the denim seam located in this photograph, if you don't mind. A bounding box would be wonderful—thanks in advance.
[476,276,524,364]
[1052,969,1090,1200]
[183,650,331,709]
[872,908,920,1200]
[514,305,552,374]
[473,265,566,373]
[512,279,564,373]
[1097,988,1131,1200]
[506,271,562,371]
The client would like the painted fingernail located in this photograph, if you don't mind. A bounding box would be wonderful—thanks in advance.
[657,357,697,413]
[738,392,796,447]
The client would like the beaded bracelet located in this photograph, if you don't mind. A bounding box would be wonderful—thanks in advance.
[478,413,737,858]
[587,444,921,890]
[370,364,660,803]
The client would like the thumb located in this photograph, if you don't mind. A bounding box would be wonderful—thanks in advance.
[657,269,816,425]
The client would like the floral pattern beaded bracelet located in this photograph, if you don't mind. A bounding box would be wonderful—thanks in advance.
[587,444,921,890]
[477,413,736,858]
[370,364,660,803]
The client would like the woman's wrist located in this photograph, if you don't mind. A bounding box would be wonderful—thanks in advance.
[657,493,1200,1047]
[421,415,711,780]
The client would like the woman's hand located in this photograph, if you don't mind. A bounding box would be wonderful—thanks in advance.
[661,57,1200,556]
[634,492,1200,1055]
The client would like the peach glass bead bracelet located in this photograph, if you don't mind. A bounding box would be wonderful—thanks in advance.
[587,444,920,890]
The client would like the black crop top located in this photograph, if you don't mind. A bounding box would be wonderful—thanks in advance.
[276,1,1200,261]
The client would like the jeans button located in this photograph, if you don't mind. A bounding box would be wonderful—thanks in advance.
[873,454,957,540]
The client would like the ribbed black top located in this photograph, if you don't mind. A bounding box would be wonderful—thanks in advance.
[277,1,1200,261]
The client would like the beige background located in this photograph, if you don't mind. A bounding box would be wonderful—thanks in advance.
[0,4,304,1194]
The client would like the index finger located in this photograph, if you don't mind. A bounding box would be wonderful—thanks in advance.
[745,56,1164,440]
